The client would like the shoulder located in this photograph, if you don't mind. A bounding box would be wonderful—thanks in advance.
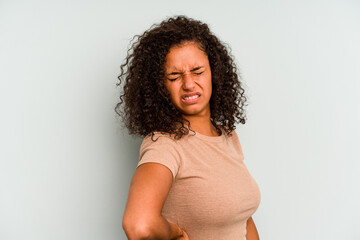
[226,129,244,156]
[219,128,239,142]
[140,132,183,159]
[141,132,178,148]
[229,129,239,140]
[139,132,182,180]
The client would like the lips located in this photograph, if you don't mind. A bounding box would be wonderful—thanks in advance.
[181,92,201,104]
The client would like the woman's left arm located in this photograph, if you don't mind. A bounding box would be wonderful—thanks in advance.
[246,216,260,240]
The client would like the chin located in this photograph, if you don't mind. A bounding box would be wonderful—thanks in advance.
[181,109,206,117]
[179,104,209,115]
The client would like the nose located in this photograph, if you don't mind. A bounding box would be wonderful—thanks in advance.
[182,73,195,91]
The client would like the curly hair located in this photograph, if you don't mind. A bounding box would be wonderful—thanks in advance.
[115,15,247,140]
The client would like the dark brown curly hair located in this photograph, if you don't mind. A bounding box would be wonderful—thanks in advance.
[115,15,247,139]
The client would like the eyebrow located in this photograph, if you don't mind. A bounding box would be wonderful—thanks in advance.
[168,66,204,75]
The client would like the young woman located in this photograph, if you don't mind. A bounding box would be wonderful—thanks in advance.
[116,16,261,240]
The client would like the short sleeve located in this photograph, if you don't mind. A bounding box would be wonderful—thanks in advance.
[137,134,181,180]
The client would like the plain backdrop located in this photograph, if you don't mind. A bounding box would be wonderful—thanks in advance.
[1,0,359,239]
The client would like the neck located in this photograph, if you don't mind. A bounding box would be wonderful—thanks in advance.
[183,115,220,137]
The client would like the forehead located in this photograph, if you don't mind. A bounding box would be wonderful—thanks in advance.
[164,42,209,70]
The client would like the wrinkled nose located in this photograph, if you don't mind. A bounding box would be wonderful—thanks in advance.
[182,74,195,91]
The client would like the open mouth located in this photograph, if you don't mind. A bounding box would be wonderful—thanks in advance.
[181,93,201,104]
[183,95,200,100]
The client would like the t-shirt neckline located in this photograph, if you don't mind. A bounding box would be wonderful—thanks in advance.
[192,130,225,143]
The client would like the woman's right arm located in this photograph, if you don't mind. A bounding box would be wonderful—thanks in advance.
[122,162,187,240]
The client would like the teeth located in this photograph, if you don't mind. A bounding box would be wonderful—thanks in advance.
[184,95,199,100]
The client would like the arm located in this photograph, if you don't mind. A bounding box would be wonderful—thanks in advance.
[246,216,259,240]
[122,162,186,240]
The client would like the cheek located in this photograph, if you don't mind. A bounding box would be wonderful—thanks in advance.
[204,76,212,94]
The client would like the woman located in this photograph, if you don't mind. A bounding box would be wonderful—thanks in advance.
[116,16,261,240]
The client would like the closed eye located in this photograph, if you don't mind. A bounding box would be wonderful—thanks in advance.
[168,77,179,81]
[167,68,204,81]
[193,71,204,75]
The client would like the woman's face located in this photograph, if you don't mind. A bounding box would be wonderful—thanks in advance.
[164,41,212,118]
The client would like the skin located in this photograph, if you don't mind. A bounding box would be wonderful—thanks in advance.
[164,41,218,137]
[122,163,188,240]
[122,41,259,239]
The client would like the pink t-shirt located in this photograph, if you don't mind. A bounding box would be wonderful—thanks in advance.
[137,130,261,240]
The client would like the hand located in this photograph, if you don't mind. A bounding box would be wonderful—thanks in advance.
[168,221,189,240]
[176,228,189,240]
